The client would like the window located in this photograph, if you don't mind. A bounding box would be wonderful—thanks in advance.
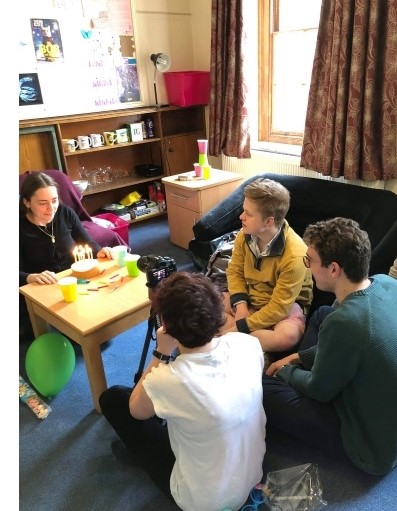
[258,0,322,145]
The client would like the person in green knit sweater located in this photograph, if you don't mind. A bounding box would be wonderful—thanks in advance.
[262,217,397,476]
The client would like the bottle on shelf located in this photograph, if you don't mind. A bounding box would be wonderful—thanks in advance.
[154,181,166,212]
[141,120,147,139]
[145,117,155,138]
[148,184,157,203]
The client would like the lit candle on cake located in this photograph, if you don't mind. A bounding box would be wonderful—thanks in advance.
[71,244,99,278]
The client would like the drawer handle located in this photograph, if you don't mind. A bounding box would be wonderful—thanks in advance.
[171,193,188,200]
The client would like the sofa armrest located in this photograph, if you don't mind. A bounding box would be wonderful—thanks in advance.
[192,175,260,241]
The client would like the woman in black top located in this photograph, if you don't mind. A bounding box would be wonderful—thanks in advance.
[19,172,111,339]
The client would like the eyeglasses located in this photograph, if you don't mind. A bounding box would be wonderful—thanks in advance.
[303,255,311,268]
[303,255,331,269]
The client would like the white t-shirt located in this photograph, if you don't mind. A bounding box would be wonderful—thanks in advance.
[143,332,267,511]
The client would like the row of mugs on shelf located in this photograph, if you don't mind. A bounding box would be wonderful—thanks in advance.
[62,128,130,152]
[79,166,132,186]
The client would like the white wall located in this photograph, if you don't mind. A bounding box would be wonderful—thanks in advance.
[134,0,212,106]
[135,0,195,106]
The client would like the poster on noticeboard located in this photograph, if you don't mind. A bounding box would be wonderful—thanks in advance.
[30,18,64,62]
[19,73,43,106]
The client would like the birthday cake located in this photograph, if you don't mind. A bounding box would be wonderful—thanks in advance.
[71,259,100,279]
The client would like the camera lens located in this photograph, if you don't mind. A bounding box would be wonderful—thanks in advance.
[137,254,161,273]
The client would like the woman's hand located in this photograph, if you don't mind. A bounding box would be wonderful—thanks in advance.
[97,247,112,259]
[27,271,57,285]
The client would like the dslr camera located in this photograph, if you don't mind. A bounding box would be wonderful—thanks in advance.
[137,254,177,289]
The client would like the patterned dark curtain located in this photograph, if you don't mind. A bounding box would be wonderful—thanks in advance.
[209,0,251,158]
[301,0,397,181]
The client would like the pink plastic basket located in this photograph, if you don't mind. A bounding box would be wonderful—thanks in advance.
[93,213,129,244]
[164,71,210,107]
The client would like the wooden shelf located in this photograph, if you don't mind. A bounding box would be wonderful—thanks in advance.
[83,175,166,196]
[64,137,161,156]
[20,105,207,222]
[129,211,167,224]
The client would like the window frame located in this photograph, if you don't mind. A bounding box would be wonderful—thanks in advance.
[258,0,316,146]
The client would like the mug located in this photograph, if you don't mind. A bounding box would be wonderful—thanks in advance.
[103,131,116,146]
[90,133,105,147]
[77,135,92,150]
[62,138,78,153]
[115,128,129,144]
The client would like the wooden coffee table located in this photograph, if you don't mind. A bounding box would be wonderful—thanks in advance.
[19,260,151,412]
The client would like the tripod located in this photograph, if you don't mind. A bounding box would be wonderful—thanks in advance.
[134,308,162,384]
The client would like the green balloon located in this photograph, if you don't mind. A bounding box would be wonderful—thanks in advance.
[25,333,76,398]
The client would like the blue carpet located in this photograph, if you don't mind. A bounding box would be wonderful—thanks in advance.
[20,325,397,511]
[19,218,397,510]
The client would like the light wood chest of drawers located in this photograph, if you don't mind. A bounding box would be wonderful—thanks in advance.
[162,169,244,249]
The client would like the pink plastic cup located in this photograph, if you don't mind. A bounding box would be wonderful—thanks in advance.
[193,163,203,178]
[197,139,208,154]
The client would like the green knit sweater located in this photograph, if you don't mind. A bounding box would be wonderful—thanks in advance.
[276,274,397,475]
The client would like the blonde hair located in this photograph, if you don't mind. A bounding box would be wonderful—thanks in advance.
[244,179,290,227]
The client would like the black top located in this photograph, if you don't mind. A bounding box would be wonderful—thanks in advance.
[19,204,101,286]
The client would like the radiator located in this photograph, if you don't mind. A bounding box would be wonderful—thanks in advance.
[221,151,387,190]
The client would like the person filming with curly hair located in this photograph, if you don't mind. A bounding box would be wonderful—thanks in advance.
[100,272,266,511]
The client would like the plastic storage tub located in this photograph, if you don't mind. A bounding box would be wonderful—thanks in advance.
[92,213,129,244]
[164,71,210,107]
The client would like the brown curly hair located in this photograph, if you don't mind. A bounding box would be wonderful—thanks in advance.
[303,217,371,282]
[150,272,226,348]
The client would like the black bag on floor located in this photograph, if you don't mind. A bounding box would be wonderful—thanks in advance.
[204,230,239,291]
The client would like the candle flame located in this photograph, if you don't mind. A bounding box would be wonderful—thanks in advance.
[73,244,92,262]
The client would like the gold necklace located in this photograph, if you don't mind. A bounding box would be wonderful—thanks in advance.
[36,222,55,244]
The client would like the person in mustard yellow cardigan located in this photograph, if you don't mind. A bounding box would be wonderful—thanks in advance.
[220,179,313,353]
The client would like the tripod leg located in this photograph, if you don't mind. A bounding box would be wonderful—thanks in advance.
[134,314,155,384]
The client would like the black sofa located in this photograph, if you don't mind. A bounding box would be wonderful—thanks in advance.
[188,173,397,314]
